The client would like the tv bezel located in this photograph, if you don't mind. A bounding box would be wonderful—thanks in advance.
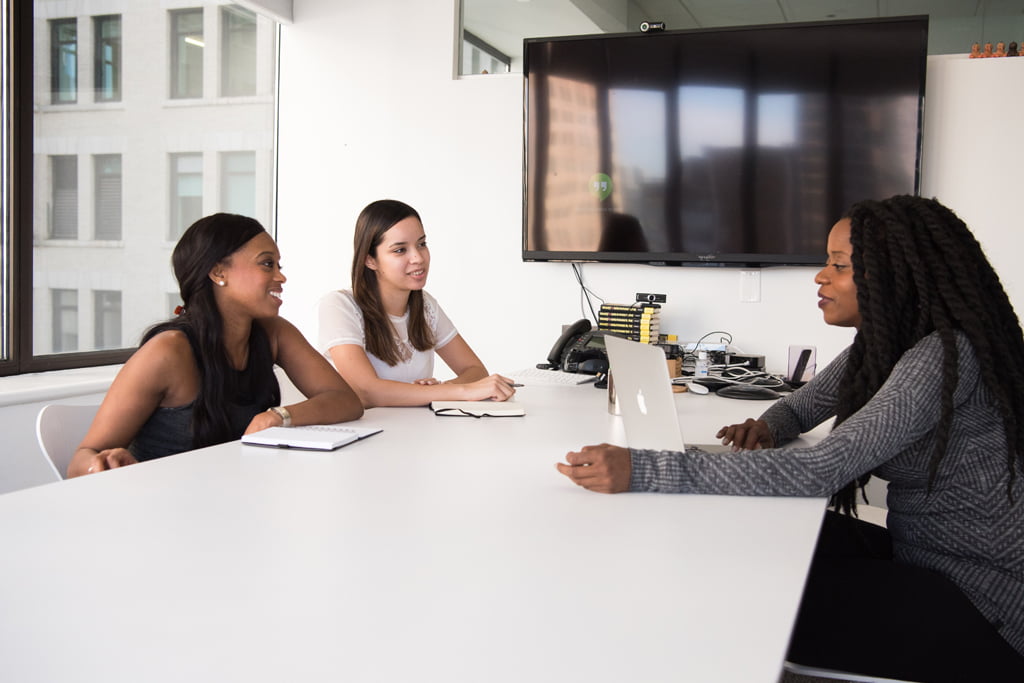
[521,16,929,268]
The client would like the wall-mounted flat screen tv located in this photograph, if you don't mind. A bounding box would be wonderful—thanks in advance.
[523,17,928,267]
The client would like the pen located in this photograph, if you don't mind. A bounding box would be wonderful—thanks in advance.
[510,383,524,388]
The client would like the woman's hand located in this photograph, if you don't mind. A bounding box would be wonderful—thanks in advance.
[556,443,631,493]
[716,418,774,451]
[245,409,285,435]
[83,448,138,475]
[458,374,517,402]
[413,377,440,385]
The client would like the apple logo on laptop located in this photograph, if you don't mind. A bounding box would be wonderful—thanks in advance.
[636,388,648,415]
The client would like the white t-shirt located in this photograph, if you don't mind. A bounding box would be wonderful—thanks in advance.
[317,289,458,383]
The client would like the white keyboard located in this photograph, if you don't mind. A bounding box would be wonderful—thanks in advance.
[508,367,599,386]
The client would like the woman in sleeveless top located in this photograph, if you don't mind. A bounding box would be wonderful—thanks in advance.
[68,213,363,476]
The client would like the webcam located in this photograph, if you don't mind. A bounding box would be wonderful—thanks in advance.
[639,21,665,33]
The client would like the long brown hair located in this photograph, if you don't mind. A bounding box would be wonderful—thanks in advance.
[351,199,435,366]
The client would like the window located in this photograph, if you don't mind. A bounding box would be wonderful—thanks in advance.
[221,6,256,97]
[5,1,278,375]
[93,15,121,102]
[170,153,203,240]
[50,18,77,103]
[50,155,78,239]
[461,30,510,76]
[170,8,203,99]
[51,289,78,353]
[220,151,255,216]
[93,290,121,349]
[93,154,121,240]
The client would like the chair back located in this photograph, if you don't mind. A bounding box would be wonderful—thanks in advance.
[35,404,99,480]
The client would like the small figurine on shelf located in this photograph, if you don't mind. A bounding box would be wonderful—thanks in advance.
[969,42,982,58]
[994,41,1007,57]
[1008,41,1020,57]
[982,42,995,57]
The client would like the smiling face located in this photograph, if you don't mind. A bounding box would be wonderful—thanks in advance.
[814,218,861,329]
[365,215,430,301]
[211,231,285,319]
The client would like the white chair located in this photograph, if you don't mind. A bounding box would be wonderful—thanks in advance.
[35,404,99,480]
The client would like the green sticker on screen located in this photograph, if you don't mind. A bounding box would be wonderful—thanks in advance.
[589,173,613,200]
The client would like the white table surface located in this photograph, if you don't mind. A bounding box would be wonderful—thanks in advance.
[0,383,828,683]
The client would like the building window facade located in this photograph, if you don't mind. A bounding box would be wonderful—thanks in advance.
[93,14,121,102]
[51,289,78,353]
[170,8,203,99]
[170,153,203,240]
[221,6,256,97]
[220,151,255,217]
[50,155,78,239]
[93,290,122,349]
[50,18,77,103]
[93,154,122,240]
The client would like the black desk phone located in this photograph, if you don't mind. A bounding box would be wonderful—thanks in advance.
[544,319,610,375]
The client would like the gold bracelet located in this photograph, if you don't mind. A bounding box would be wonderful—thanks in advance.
[268,406,291,428]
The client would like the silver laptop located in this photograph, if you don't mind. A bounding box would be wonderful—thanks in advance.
[604,335,730,453]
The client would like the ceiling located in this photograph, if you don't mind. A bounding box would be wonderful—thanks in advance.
[463,0,1024,68]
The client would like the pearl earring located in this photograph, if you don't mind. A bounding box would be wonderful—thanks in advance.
[218,280,226,287]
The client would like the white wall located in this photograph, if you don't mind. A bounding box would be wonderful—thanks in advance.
[276,0,1024,381]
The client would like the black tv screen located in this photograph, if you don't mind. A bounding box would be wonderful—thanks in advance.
[523,17,928,267]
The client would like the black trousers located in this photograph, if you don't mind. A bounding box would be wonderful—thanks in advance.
[786,510,1024,683]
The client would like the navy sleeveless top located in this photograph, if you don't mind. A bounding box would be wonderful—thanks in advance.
[129,331,280,462]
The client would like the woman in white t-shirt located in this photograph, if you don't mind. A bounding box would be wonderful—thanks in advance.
[318,199,515,407]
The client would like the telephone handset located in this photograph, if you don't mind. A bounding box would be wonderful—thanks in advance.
[546,318,592,368]
[543,318,610,375]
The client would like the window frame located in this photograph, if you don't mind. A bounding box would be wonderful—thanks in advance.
[4,1,131,375]
[169,7,204,100]
[93,14,121,103]
[49,16,77,104]
[3,2,279,377]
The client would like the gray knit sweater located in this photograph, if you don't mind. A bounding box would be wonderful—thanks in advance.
[629,331,1024,657]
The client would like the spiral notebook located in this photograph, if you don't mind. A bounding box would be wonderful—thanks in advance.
[242,423,382,451]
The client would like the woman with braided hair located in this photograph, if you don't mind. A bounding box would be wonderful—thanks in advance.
[557,196,1024,681]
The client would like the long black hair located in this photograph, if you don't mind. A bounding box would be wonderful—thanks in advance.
[831,195,1024,513]
[142,213,279,449]
[350,199,434,366]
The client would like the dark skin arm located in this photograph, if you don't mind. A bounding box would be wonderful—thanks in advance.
[555,443,632,493]
[557,418,775,494]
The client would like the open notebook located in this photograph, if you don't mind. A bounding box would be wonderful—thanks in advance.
[604,335,731,453]
[429,400,525,417]
[242,423,382,451]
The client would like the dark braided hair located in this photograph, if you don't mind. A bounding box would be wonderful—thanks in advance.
[141,213,280,450]
[831,195,1024,514]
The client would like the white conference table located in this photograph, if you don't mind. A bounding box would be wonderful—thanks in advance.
[0,382,829,683]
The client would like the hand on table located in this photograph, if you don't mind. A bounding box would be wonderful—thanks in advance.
[85,448,138,474]
[716,418,774,451]
[556,443,631,493]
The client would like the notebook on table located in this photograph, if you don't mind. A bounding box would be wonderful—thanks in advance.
[430,400,525,417]
[242,423,382,451]
[604,335,732,453]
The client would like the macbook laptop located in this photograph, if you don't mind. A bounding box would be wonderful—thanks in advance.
[604,335,731,453]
